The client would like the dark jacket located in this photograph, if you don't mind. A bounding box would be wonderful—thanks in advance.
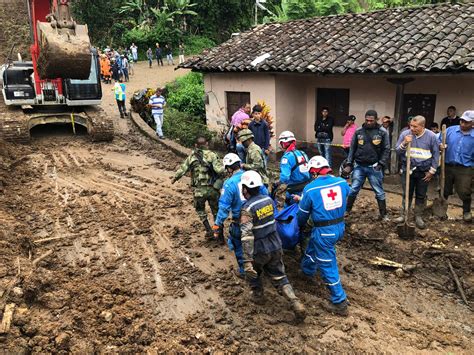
[440,116,460,128]
[248,120,270,150]
[347,124,390,167]
[155,47,162,58]
[314,116,334,141]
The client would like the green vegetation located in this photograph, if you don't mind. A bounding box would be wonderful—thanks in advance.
[163,72,214,147]
[73,0,456,56]
[162,108,214,148]
[165,72,206,119]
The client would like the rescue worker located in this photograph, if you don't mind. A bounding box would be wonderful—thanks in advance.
[238,129,269,186]
[297,156,350,316]
[171,136,224,239]
[275,131,311,205]
[240,171,306,321]
[343,110,390,221]
[213,154,268,276]
[113,78,127,118]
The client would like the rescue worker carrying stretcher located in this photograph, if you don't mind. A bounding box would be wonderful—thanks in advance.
[213,154,268,276]
[297,156,350,316]
[171,136,224,240]
[239,171,306,322]
[274,131,311,205]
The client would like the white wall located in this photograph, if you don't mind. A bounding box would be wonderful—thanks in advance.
[203,73,276,142]
[405,76,474,122]
[204,72,474,148]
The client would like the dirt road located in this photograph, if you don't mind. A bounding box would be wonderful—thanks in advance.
[0,63,472,353]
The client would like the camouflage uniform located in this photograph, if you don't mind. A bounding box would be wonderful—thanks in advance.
[173,149,224,227]
[244,141,269,185]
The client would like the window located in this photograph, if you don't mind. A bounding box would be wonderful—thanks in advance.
[402,94,437,128]
[226,91,250,122]
[316,88,350,127]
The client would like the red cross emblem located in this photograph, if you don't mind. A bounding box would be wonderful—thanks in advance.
[327,189,337,201]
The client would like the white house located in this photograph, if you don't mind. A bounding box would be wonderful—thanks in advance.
[180,3,474,171]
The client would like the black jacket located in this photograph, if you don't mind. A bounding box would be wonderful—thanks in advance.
[347,124,390,167]
[314,116,334,141]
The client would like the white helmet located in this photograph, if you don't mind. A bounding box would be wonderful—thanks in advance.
[241,171,263,188]
[308,155,329,170]
[278,130,296,144]
[223,153,241,168]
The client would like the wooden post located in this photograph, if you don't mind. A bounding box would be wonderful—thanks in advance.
[387,78,414,174]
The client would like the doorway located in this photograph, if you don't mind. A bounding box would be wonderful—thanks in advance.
[402,94,437,128]
[226,91,250,122]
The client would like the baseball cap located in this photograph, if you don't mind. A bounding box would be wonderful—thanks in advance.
[460,110,474,122]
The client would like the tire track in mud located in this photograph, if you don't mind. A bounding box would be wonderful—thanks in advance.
[1,121,472,353]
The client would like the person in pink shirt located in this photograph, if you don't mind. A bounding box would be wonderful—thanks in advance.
[230,102,251,161]
[231,103,251,127]
[341,115,357,156]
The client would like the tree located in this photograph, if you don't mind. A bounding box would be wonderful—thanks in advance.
[167,0,198,32]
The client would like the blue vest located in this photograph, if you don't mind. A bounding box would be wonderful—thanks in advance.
[242,194,281,254]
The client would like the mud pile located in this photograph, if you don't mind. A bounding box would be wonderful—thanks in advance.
[0,119,472,353]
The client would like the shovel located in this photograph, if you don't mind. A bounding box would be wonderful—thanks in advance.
[432,124,448,218]
[397,141,416,240]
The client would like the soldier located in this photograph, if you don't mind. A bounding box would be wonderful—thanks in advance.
[171,136,224,239]
[238,129,269,186]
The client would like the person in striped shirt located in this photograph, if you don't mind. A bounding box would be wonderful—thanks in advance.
[395,115,440,229]
[149,88,166,139]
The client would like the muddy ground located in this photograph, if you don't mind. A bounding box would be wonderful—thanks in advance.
[1,62,473,353]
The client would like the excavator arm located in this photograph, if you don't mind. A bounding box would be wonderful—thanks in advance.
[30,0,91,80]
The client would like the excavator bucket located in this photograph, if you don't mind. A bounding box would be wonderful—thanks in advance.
[36,21,91,80]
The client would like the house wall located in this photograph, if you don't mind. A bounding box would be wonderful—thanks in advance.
[203,72,474,149]
[203,73,276,142]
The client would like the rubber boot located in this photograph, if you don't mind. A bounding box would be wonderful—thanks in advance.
[377,199,389,221]
[324,299,349,317]
[217,228,225,245]
[250,288,264,305]
[394,209,405,224]
[281,284,306,322]
[202,219,213,239]
[345,195,356,214]
[462,200,472,223]
[414,204,425,229]
[395,199,411,223]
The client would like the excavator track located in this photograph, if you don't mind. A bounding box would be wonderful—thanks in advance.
[82,106,114,142]
[0,101,114,143]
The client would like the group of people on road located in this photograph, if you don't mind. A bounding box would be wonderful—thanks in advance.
[146,43,186,68]
[169,101,473,322]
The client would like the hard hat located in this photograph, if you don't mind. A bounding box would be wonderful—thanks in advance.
[238,129,254,142]
[308,155,329,170]
[278,130,296,144]
[241,171,263,188]
[223,153,241,167]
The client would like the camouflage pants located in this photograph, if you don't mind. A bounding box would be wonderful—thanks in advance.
[194,187,220,223]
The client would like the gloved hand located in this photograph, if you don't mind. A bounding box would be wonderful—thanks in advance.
[243,261,257,280]
[170,176,177,184]
[374,163,382,171]
[212,224,221,239]
[343,165,353,174]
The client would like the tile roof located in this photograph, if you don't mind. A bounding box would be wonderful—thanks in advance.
[180,3,474,74]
